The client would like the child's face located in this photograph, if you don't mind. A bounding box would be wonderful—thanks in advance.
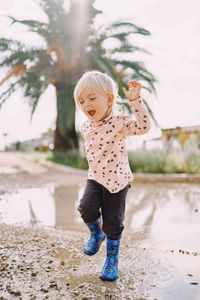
[79,89,114,122]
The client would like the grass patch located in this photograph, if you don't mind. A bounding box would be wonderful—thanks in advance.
[128,149,200,174]
[48,149,88,170]
[21,148,200,174]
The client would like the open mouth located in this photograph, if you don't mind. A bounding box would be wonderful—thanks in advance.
[88,110,96,116]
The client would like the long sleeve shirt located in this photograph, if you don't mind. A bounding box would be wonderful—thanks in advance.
[80,96,151,193]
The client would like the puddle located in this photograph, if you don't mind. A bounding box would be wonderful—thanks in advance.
[0,184,82,230]
[0,181,200,298]
[0,186,56,226]
[0,167,19,174]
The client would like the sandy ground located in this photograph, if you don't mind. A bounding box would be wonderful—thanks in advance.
[0,152,199,300]
[0,223,163,300]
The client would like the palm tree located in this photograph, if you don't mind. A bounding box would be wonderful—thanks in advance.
[0,0,158,153]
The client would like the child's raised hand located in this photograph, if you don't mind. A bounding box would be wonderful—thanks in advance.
[122,80,141,101]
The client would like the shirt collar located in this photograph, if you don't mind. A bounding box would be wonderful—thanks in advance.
[89,110,113,127]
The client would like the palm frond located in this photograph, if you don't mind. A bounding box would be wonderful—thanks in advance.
[0,50,32,67]
[109,32,130,42]
[3,15,52,44]
[110,45,152,56]
[0,64,26,86]
[109,22,151,36]
[0,38,26,52]
[0,48,53,74]
[113,59,157,93]
[19,70,50,120]
[0,80,21,108]
[5,15,48,29]
[142,97,160,127]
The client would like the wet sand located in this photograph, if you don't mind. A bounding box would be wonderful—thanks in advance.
[0,152,200,300]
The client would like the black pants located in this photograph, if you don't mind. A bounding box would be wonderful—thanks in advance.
[77,179,131,240]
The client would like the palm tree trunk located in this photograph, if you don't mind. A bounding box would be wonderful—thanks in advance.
[54,82,79,153]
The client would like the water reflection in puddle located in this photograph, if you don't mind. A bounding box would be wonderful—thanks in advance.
[0,167,19,174]
[0,182,200,298]
[0,184,83,229]
[0,182,199,249]
[0,186,56,226]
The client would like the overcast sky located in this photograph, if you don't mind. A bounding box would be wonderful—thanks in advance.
[0,0,200,148]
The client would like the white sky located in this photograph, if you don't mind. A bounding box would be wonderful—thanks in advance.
[0,0,200,148]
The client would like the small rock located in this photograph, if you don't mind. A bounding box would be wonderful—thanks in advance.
[66,282,70,287]
[101,286,106,293]
[73,290,79,296]
[41,288,49,293]
[17,264,23,268]
[105,294,112,299]
[12,291,21,296]
[78,283,85,289]
[49,282,57,288]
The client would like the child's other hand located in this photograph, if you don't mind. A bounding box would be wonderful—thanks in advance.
[122,80,141,101]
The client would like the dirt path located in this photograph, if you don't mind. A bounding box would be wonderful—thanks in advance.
[0,152,86,190]
[0,152,199,300]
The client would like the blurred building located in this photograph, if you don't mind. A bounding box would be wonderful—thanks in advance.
[144,125,200,151]
[7,129,54,151]
[161,125,200,150]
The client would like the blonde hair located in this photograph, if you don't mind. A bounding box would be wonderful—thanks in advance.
[74,70,119,109]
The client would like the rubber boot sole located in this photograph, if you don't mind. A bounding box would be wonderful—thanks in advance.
[99,275,118,281]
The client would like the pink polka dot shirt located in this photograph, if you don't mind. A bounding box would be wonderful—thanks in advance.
[80,96,151,193]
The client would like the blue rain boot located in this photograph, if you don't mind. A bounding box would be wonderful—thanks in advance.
[83,217,106,256]
[100,238,120,281]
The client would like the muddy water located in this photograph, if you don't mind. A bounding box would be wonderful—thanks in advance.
[0,167,18,174]
[0,177,200,299]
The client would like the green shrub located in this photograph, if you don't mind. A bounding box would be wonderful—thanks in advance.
[47,147,200,174]
[129,149,168,173]
[49,149,88,170]
[197,132,200,149]
[128,148,200,174]
[183,151,200,173]
[163,152,184,173]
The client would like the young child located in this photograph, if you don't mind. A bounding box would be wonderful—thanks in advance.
[74,70,151,281]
